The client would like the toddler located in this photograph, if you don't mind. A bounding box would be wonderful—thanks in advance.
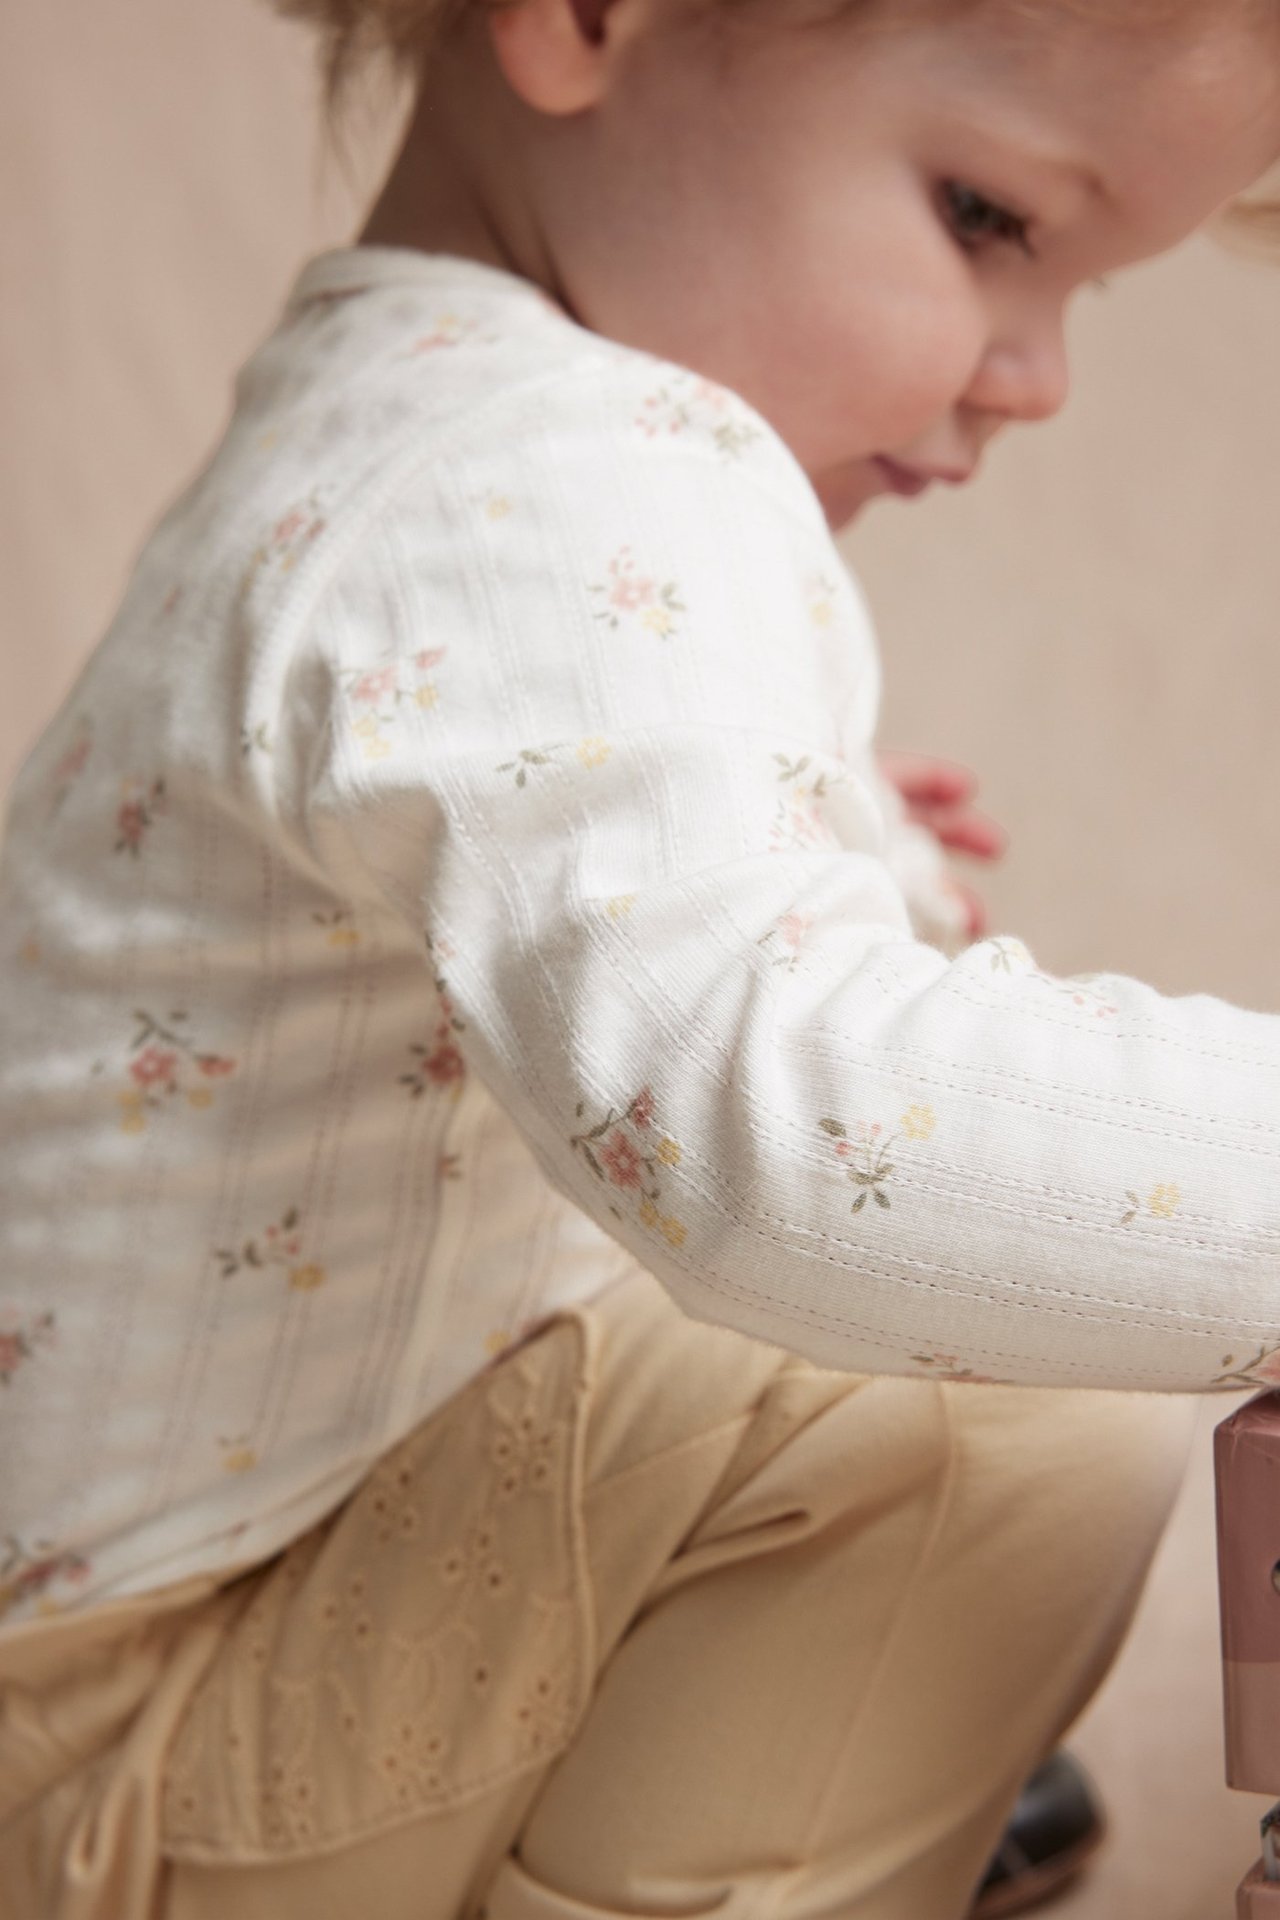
[2,0,1280,1915]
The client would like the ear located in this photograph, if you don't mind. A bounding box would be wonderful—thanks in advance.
[486,0,629,115]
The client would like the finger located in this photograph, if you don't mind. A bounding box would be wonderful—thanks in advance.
[904,804,1008,861]
[878,750,978,806]
[948,880,988,940]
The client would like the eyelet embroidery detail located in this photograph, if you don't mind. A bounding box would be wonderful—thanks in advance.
[161,1315,593,1864]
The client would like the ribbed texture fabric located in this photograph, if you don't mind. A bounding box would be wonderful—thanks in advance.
[1,245,1277,1630]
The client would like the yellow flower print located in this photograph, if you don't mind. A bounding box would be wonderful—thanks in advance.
[364,735,392,762]
[807,574,840,628]
[220,1438,258,1474]
[640,605,676,638]
[656,1137,681,1168]
[660,1216,687,1248]
[1120,1183,1183,1226]
[414,684,439,710]
[313,909,361,948]
[187,1088,214,1111]
[607,895,636,922]
[900,1104,936,1142]
[484,493,512,520]
[217,1206,323,1290]
[639,1198,660,1229]
[118,1090,147,1134]
[576,736,612,770]
[353,715,379,739]
[485,1330,510,1359]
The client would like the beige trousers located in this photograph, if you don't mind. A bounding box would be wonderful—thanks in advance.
[0,1271,1195,1920]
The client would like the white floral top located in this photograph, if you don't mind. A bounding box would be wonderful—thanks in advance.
[3,246,1279,1628]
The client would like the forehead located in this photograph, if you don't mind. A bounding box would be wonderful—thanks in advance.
[875,2,1280,236]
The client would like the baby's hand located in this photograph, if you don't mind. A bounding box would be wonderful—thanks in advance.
[877,749,1007,939]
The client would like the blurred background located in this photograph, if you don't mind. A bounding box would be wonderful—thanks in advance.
[5,2,1280,1909]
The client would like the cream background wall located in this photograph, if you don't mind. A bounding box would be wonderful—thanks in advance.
[5,2,1280,1910]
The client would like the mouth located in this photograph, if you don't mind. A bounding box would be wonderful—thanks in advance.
[873,456,975,497]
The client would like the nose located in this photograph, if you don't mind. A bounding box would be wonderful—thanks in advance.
[965,308,1071,426]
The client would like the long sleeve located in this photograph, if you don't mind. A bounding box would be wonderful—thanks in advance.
[294,347,1280,1395]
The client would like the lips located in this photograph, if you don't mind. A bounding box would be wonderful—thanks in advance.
[873,456,975,496]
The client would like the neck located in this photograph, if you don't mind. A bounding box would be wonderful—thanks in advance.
[357,27,557,297]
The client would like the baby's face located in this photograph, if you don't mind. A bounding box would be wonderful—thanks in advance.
[539,0,1280,526]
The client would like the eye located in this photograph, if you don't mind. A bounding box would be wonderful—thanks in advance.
[940,180,1035,259]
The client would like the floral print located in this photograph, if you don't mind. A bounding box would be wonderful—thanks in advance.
[0,1535,91,1622]
[115,775,167,855]
[407,310,497,354]
[0,1309,56,1385]
[343,648,446,762]
[401,1030,466,1097]
[1120,1183,1183,1226]
[1215,1342,1280,1389]
[770,753,838,853]
[909,1352,997,1385]
[634,372,762,461]
[758,909,815,971]
[806,574,841,629]
[496,737,613,788]
[989,941,1119,1019]
[590,546,685,639]
[216,1205,326,1292]
[313,908,361,949]
[819,1104,936,1215]
[49,715,93,814]
[571,1086,687,1248]
[240,494,328,602]
[118,1010,237,1133]
[219,1435,259,1474]
[402,935,469,1097]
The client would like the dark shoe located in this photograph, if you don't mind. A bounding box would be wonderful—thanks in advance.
[970,1751,1107,1918]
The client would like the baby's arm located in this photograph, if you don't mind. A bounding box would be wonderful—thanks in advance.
[300,355,1280,1397]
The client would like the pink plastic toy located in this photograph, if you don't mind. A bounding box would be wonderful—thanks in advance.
[1216,1390,1280,1914]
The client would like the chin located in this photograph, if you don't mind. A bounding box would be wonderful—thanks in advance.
[811,463,878,532]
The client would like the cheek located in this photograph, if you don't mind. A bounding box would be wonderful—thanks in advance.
[749,241,987,469]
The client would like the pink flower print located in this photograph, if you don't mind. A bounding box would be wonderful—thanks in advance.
[600,1131,643,1188]
[274,508,309,545]
[0,1536,92,1621]
[634,374,761,461]
[400,1006,469,1097]
[117,801,147,851]
[426,1039,466,1088]
[0,1311,57,1387]
[777,912,814,951]
[131,1045,179,1091]
[114,777,166,857]
[414,648,446,673]
[590,548,685,639]
[571,1092,687,1246]
[121,1011,238,1130]
[216,1205,326,1292]
[49,718,94,813]
[352,667,397,705]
